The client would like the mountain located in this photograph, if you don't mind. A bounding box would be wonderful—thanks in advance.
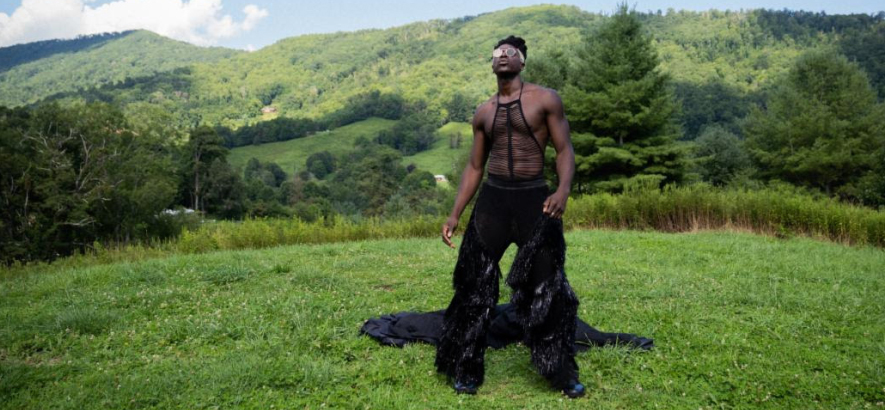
[0,30,240,106]
[0,6,882,133]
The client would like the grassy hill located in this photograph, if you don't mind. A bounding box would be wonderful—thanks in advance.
[228,119,474,176]
[1,230,883,408]
[401,122,472,176]
[228,117,398,173]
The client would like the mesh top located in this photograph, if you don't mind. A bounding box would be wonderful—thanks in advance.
[486,87,545,181]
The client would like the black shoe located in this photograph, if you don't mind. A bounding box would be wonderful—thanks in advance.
[453,380,478,395]
[562,381,585,398]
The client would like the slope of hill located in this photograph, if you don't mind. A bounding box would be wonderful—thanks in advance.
[1,6,882,132]
[228,118,474,177]
[0,30,240,106]
[401,122,472,175]
[228,117,398,173]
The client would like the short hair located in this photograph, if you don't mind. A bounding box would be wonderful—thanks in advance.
[495,36,527,61]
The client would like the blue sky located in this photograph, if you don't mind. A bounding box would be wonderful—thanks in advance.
[1,0,882,50]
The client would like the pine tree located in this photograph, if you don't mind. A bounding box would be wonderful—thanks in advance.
[562,3,686,193]
[744,50,885,200]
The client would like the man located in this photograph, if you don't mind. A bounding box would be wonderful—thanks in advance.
[434,35,585,398]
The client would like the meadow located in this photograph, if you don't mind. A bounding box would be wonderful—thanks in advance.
[1,229,883,409]
[228,119,472,177]
[227,118,398,174]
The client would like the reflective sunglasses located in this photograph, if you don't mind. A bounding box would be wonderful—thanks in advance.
[492,48,525,62]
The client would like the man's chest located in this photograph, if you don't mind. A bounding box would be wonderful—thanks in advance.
[483,100,548,141]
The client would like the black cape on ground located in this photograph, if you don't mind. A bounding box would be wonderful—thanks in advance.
[360,303,654,352]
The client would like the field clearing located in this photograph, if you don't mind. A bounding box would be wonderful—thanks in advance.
[227,118,398,174]
[401,122,472,176]
[229,119,473,177]
[1,229,883,409]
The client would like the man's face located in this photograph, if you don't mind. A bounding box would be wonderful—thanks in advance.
[492,44,524,75]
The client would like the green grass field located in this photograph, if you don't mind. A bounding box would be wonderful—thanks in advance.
[401,122,472,176]
[2,229,883,409]
[229,119,473,177]
[227,118,398,174]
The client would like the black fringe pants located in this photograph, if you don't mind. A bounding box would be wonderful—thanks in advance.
[435,178,580,389]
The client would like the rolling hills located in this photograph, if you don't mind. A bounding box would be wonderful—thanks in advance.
[2,6,881,131]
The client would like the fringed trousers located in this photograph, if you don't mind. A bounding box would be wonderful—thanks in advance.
[435,177,580,389]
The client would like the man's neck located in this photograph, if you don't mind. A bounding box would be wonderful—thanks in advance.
[496,74,523,98]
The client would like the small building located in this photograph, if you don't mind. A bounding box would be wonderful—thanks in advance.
[434,175,447,183]
[261,106,278,114]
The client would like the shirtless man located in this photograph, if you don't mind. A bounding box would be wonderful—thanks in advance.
[434,35,584,398]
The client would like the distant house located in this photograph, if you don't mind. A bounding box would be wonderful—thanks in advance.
[434,175,447,183]
[261,106,277,114]
[162,208,195,216]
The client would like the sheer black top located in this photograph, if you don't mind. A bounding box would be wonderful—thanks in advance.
[486,85,545,181]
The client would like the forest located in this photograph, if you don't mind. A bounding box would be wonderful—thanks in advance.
[1,5,884,264]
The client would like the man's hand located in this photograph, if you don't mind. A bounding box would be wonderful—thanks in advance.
[441,216,459,248]
[543,190,569,219]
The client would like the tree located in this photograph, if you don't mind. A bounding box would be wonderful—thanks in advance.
[375,112,438,155]
[330,140,407,216]
[202,158,245,219]
[305,151,336,179]
[562,3,687,193]
[692,125,751,186]
[182,126,228,212]
[744,50,885,200]
[674,80,751,140]
[1,103,178,263]
[444,92,474,123]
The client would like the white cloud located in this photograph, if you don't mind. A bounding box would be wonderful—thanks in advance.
[0,0,269,47]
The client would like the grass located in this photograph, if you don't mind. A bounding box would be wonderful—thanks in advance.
[227,117,398,173]
[4,185,882,276]
[1,230,883,409]
[228,119,472,176]
[401,122,472,176]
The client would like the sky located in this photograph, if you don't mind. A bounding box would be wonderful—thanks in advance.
[1,0,883,50]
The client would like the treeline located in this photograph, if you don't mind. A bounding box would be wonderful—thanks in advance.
[215,91,406,148]
[0,30,238,107]
[0,32,129,72]
[526,5,885,208]
[0,102,449,264]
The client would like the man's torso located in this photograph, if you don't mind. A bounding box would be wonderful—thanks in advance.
[479,83,551,149]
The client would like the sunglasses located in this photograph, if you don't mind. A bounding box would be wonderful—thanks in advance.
[492,48,525,62]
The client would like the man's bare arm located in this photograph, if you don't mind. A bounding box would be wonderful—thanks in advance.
[442,104,490,248]
[542,89,575,218]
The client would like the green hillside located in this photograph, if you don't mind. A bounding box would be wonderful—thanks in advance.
[229,119,473,176]
[401,122,472,175]
[228,117,398,173]
[0,30,240,106]
[2,6,880,131]
[2,230,883,408]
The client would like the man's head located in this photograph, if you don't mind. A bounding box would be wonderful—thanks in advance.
[492,35,526,75]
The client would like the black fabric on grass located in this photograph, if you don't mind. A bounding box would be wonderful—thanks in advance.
[360,303,655,351]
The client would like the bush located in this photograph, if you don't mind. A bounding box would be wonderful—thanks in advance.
[566,184,885,247]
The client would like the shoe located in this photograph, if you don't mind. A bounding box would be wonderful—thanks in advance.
[453,380,478,395]
[562,380,585,398]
